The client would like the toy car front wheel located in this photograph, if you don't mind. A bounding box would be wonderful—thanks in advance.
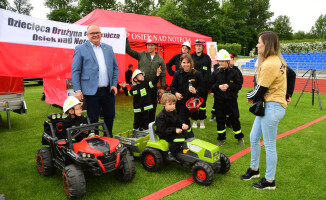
[192,161,214,186]
[219,152,231,174]
[36,147,55,176]
[115,150,136,182]
[140,148,163,172]
[62,164,86,199]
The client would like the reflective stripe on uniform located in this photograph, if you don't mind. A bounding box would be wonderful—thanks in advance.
[173,138,185,142]
[127,90,131,96]
[187,128,192,132]
[144,105,153,110]
[199,106,206,110]
[134,108,141,113]
[217,129,226,134]
[226,115,229,117]
[212,108,215,111]
[234,130,242,134]
[132,90,138,95]
[149,81,154,88]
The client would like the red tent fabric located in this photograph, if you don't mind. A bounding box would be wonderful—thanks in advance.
[0,76,24,95]
[74,9,212,86]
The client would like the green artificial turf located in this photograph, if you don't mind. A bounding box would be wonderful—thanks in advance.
[0,84,325,200]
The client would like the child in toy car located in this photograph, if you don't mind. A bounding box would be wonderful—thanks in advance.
[155,93,193,161]
[62,96,90,142]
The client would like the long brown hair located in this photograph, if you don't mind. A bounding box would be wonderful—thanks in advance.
[257,31,286,66]
[180,54,196,74]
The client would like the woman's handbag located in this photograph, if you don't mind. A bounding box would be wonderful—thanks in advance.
[249,99,265,116]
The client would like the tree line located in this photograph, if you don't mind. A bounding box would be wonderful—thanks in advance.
[1,0,326,55]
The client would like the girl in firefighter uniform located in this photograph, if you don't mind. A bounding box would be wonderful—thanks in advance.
[209,49,244,146]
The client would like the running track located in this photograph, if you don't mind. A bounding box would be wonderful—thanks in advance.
[140,115,326,200]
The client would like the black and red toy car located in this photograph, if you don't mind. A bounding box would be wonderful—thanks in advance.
[36,113,136,199]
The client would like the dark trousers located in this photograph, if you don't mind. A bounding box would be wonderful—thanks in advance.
[133,110,150,130]
[176,101,194,136]
[149,88,158,123]
[168,131,193,154]
[214,98,243,140]
[84,88,115,137]
[191,90,208,120]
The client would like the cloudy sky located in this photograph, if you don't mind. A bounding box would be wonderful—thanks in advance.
[7,0,326,33]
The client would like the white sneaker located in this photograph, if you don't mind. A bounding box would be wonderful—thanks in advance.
[200,120,205,128]
[192,121,198,128]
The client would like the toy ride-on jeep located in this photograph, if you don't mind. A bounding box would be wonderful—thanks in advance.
[115,122,230,186]
[36,113,136,199]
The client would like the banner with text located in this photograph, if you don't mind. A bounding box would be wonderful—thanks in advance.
[0,9,126,80]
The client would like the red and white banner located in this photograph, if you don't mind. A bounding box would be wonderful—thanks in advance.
[0,9,126,80]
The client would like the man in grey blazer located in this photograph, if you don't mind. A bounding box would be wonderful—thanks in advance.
[71,24,119,137]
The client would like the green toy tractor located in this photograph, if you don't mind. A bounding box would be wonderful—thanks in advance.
[115,122,230,186]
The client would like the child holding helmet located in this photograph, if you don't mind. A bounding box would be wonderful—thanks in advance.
[209,49,244,146]
[170,54,203,134]
[122,67,161,131]
[62,96,90,141]
[155,93,190,161]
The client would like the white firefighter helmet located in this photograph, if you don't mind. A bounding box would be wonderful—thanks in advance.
[132,69,144,85]
[217,49,231,61]
[63,96,82,113]
[181,41,191,50]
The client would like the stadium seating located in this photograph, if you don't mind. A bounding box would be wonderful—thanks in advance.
[240,52,326,71]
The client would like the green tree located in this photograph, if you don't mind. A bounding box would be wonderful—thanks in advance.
[153,0,187,28]
[272,15,293,40]
[122,0,154,15]
[78,0,118,17]
[10,0,33,15]
[293,31,306,40]
[0,0,10,9]
[310,14,326,38]
[45,0,81,23]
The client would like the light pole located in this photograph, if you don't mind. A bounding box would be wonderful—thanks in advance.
[243,47,246,56]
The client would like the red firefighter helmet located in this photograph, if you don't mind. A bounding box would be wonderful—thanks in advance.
[194,39,206,46]
[186,97,203,113]
[146,37,158,45]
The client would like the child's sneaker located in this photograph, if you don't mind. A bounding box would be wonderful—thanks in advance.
[241,168,260,180]
[252,177,276,189]
[192,121,198,128]
[238,138,245,146]
[200,120,205,128]
[166,151,176,162]
[209,114,216,122]
[217,140,225,146]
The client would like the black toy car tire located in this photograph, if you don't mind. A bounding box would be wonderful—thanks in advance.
[115,150,136,182]
[62,164,86,199]
[140,148,163,172]
[36,147,55,176]
[219,152,231,174]
[192,161,214,186]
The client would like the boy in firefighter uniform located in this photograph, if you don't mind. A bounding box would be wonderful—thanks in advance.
[155,93,190,161]
[122,68,161,131]
[209,49,244,146]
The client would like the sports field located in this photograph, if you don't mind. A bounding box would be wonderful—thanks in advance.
[0,84,325,199]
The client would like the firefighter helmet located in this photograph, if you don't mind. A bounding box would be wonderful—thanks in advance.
[63,96,82,113]
[186,97,203,113]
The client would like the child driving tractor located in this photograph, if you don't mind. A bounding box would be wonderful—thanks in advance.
[155,93,193,162]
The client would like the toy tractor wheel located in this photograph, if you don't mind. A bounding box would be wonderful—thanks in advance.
[36,147,55,176]
[62,164,86,199]
[192,161,214,186]
[219,152,231,174]
[140,148,163,172]
[116,150,136,182]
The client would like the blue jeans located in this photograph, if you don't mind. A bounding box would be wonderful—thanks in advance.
[250,102,285,180]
